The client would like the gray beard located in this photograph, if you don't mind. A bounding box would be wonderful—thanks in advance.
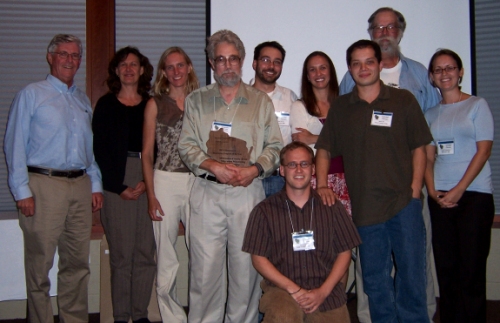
[376,37,401,57]
[214,71,241,87]
[382,44,400,57]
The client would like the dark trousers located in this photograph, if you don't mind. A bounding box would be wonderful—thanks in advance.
[428,191,494,323]
[101,157,156,321]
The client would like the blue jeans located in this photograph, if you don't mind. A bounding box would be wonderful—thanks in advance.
[262,175,285,198]
[357,198,427,323]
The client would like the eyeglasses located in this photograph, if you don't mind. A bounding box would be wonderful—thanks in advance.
[259,57,283,66]
[371,24,399,34]
[284,161,311,169]
[52,51,82,60]
[432,66,458,75]
[214,55,241,66]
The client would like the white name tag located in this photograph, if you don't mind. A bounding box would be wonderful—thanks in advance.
[292,230,315,251]
[386,82,400,89]
[211,121,232,136]
[371,110,393,127]
[275,111,290,126]
[437,139,455,155]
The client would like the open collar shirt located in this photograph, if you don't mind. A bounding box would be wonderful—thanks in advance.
[339,54,440,113]
[178,81,283,177]
[316,83,433,226]
[249,79,298,146]
[4,74,103,200]
[242,189,361,311]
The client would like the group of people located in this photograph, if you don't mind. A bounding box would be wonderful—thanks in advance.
[93,45,199,323]
[3,5,494,323]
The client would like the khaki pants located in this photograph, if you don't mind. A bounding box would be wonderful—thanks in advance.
[260,281,351,323]
[188,178,264,323]
[153,170,194,323]
[19,173,92,323]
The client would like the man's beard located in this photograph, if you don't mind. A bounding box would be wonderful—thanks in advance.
[256,68,280,85]
[375,36,401,56]
[214,69,241,87]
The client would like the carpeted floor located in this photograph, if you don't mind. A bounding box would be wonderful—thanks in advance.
[2,296,500,322]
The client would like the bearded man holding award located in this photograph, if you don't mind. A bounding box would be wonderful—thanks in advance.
[178,29,283,323]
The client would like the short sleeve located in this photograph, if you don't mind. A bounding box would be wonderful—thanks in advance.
[315,103,337,155]
[473,98,494,142]
[242,204,271,257]
[330,204,361,254]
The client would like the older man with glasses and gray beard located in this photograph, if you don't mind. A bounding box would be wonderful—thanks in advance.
[178,29,282,323]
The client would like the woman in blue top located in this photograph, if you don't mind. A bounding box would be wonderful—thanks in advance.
[424,49,494,323]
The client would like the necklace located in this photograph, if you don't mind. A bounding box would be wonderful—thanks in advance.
[285,198,314,233]
[213,97,242,124]
[442,92,462,105]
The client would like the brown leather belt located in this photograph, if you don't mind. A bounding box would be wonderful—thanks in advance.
[28,166,86,178]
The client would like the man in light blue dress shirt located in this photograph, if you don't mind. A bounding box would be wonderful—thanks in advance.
[4,34,103,323]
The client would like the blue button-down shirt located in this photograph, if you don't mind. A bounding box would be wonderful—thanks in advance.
[4,74,103,201]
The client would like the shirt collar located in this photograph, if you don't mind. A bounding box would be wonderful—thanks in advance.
[249,79,283,100]
[269,83,283,100]
[209,81,250,105]
[46,74,77,93]
[349,80,391,104]
[279,187,318,209]
[248,78,281,96]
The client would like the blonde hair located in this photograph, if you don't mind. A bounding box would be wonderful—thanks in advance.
[153,47,199,96]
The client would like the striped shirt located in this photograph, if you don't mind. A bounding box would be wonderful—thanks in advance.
[242,189,361,311]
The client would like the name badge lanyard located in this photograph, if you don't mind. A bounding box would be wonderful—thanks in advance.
[286,198,315,251]
[213,97,243,127]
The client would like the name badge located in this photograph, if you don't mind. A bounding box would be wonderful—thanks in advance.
[275,111,290,126]
[437,139,455,155]
[211,121,232,136]
[371,111,393,127]
[292,230,315,251]
[386,82,400,89]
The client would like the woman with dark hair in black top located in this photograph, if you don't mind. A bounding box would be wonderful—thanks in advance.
[92,46,155,323]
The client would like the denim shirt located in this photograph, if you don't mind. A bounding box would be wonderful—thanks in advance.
[339,54,441,113]
[4,74,103,200]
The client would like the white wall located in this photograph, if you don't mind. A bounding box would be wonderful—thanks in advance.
[211,0,471,95]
